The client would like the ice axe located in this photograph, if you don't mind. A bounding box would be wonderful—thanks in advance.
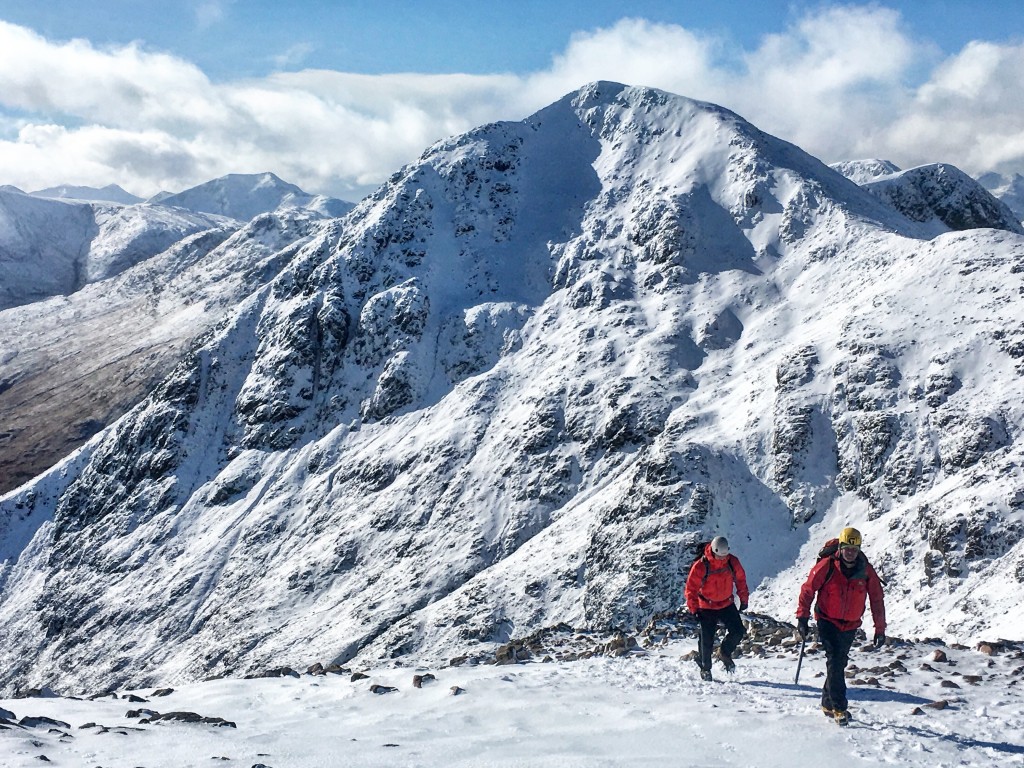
[794,634,807,685]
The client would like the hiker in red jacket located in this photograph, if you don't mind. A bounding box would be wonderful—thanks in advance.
[796,527,886,726]
[685,536,750,681]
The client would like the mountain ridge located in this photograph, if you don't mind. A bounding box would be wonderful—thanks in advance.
[1,82,1022,695]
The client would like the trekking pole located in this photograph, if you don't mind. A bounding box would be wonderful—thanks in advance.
[794,635,807,685]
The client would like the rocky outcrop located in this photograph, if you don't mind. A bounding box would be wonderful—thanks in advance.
[863,163,1024,235]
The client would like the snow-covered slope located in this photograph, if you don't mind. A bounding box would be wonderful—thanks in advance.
[155,172,354,221]
[1,83,1023,696]
[0,188,234,310]
[1,619,1021,767]
[30,183,143,205]
[862,163,1024,236]
[830,158,902,185]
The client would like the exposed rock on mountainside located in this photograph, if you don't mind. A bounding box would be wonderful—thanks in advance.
[1,82,1023,696]
[0,172,352,494]
[862,163,1024,236]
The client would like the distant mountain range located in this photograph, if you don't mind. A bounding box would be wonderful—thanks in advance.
[977,171,1024,222]
[1,84,1023,697]
[29,183,143,205]
[151,172,353,221]
[0,173,353,494]
[27,172,354,219]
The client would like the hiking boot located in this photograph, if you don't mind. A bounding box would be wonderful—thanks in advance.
[715,648,736,673]
[833,709,851,726]
[699,668,713,682]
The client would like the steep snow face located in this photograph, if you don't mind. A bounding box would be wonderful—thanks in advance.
[0,190,96,309]
[1,83,1023,696]
[156,172,354,221]
[863,163,1024,236]
[0,188,234,311]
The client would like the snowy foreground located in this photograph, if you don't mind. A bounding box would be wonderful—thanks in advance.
[1,632,1021,768]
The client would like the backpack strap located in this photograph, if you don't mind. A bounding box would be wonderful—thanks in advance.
[821,557,835,587]
[698,554,738,594]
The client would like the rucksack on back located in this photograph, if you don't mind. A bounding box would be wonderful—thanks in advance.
[817,538,840,562]
[814,536,885,586]
[692,539,713,564]
[690,539,735,590]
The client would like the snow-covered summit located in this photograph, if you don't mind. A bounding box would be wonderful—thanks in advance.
[862,162,1024,236]
[1,83,1022,697]
[154,172,354,221]
[830,158,902,185]
[30,183,143,205]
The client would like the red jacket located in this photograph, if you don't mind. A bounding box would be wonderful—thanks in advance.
[685,544,749,612]
[797,552,886,633]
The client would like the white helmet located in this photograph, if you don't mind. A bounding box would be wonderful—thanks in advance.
[711,536,729,557]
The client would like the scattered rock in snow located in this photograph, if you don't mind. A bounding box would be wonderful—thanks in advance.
[412,673,436,688]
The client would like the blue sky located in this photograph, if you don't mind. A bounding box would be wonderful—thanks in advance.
[0,2,1023,199]
[0,1,1018,79]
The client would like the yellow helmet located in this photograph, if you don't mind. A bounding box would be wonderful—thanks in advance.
[839,527,862,548]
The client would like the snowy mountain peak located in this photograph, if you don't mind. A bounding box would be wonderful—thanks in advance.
[0,186,236,311]
[1,84,1023,696]
[155,172,353,222]
[831,158,902,185]
[977,170,1024,222]
[29,183,143,205]
[863,162,1024,235]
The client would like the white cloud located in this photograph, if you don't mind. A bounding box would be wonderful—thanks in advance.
[885,41,1024,173]
[1,7,1024,201]
[194,1,231,30]
[271,42,316,71]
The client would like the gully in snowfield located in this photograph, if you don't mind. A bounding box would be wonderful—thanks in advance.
[796,527,886,726]
[685,536,750,681]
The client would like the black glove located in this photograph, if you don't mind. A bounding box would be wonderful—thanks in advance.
[873,632,885,648]
[690,609,701,620]
[797,617,810,639]
[739,602,748,612]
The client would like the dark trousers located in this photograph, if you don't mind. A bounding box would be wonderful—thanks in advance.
[697,605,746,671]
[817,618,857,711]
